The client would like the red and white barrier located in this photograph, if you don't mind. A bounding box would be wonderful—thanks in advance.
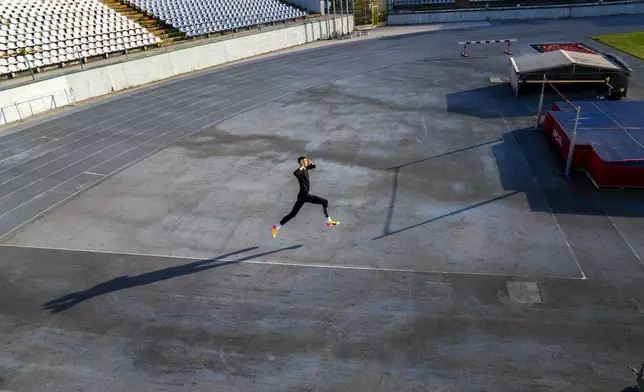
[458,39,517,57]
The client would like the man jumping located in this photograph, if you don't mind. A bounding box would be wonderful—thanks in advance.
[272,156,339,239]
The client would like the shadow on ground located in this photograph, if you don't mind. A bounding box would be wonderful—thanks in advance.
[446,84,529,118]
[499,126,644,217]
[374,127,644,240]
[446,84,610,119]
[43,244,302,313]
[374,81,644,240]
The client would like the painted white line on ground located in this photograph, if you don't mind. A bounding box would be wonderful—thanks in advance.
[0,51,422,242]
[0,243,586,280]
[0,46,358,150]
[0,46,366,172]
[591,101,644,149]
[632,298,643,314]
[604,214,644,270]
[500,110,587,280]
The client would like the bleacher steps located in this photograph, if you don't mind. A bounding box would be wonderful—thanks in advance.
[98,0,188,45]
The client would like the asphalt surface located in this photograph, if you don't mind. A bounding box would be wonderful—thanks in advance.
[0,30,427,241]
[1,15,644,392]
[0,16,643,242]
[1,245,643,391]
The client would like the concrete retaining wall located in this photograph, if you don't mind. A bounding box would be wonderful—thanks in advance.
[0,77,73,125]
[0,15,352,125]
[388,1,644,24]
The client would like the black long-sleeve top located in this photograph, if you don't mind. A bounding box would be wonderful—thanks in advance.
[294,163,316,194]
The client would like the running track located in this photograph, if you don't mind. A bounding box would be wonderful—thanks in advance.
[0,18,641,240]
[0,37,430,240]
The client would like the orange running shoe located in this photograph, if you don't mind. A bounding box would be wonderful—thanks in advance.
[326,220,340,227]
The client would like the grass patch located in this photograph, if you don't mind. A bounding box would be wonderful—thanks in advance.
[590,32,644,59]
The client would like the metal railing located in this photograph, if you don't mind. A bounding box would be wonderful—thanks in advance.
[0,13,344,87]
[0,89,73,126]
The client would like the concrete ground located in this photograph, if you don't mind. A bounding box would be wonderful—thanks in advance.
[1,15,644,391]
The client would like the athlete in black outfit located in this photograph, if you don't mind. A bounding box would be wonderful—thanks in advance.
[272,156,339,238]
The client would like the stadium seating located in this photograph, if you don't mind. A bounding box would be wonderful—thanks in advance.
[0,0,160,76]
[126,0,308,37]
[392,0,455,5]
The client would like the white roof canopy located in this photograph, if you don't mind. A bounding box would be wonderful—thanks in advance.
[513,49,624,73]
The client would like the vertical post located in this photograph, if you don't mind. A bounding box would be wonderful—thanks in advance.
[164,32,169,52]
[14,102,23,121]
[325,0,330,39]
[75,46,84,70]
[534,74,546,131]
[64,89,73,106]
[340,0,344,35]
[364,0,367,26]
[28,100,33,116]
[461,43,467,57]
[332,0,337,35]
[563,106,581,178]
[0,108,6,125]
[504,40,512,55]
[25,57,35,81]
[347,0,351,32]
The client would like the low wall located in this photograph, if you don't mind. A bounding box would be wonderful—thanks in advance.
[0,77,73,125]
[388,1,644,24]
[0,15,353,125]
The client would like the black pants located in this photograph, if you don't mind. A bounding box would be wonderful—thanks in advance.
[280,193,328,226]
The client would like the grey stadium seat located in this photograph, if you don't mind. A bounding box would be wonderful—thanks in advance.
[126,0,307,37]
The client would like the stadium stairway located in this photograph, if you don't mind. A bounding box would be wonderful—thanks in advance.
[98,0,188,45]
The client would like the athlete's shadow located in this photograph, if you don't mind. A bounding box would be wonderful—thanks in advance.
[43,245,302,314]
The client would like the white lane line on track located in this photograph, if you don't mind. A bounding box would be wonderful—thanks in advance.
[500,109,587,280]
[0,243,586,280]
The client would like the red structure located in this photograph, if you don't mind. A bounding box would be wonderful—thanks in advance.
[535,43,596,54]
[543,101,644,188]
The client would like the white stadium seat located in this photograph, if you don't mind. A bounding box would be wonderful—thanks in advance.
[1,0,308,76]
[1,0,156,75]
